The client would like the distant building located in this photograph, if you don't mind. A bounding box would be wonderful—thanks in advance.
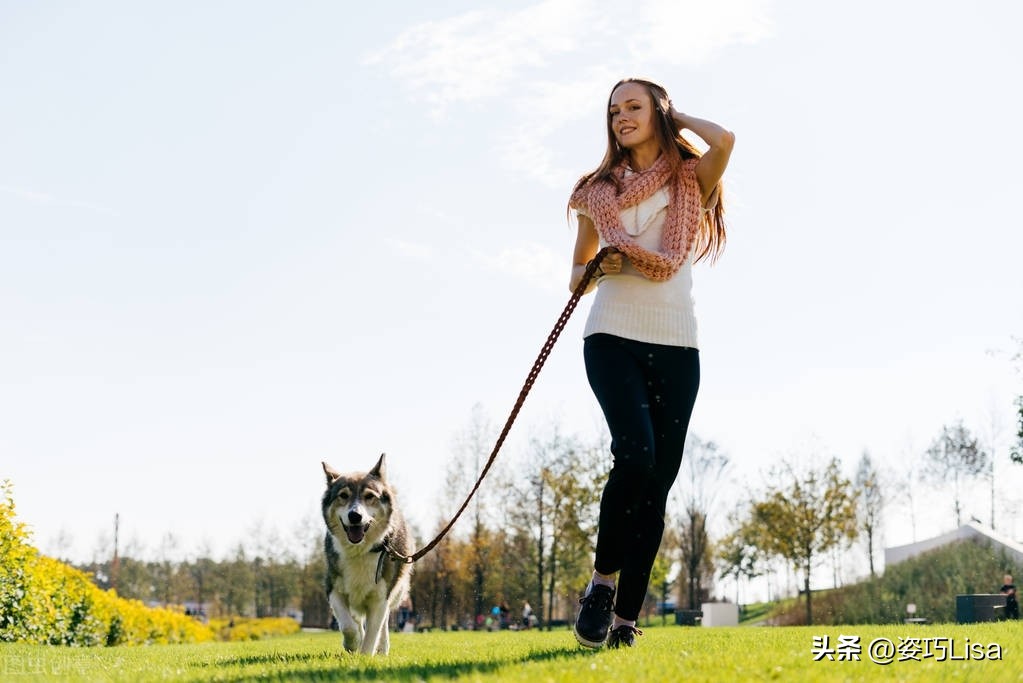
[884,521,1023,568]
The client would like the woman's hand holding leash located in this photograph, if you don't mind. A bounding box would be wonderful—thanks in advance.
[595,248,623,276]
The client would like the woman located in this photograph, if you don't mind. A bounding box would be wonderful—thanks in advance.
[568,78,734,649]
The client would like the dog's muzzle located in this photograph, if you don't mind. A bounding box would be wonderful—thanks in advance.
[342,522,368,544]
[341,511,370,544]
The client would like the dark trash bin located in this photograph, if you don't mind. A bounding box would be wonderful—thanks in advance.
[956,594,1006,623]
[674,609,703,626]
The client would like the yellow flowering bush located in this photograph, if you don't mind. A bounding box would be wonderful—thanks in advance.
[0,481,214,646]
[208,616,301,641]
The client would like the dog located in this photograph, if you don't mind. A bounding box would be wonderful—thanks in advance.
[321,453,412,655]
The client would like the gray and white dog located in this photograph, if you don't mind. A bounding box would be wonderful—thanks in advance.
[321,454,411,655]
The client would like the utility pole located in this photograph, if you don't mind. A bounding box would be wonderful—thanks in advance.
[112,513,120,592]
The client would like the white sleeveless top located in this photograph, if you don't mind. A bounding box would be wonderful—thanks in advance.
[578,176,699,349]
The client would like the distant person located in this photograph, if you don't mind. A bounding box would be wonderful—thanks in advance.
[398,595,413,631]
[499,602,510,629]
[567,77,733,650]
[489,605,500,631]
[522,601,533,630]
[1001,574,1019,620]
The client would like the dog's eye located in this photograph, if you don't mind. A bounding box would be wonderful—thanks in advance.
[363,491,378,502]
[338,490,350,500]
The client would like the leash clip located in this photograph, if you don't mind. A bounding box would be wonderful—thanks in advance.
[373,540,413,583]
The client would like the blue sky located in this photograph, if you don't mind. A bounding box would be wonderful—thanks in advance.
[3,0,1022,579]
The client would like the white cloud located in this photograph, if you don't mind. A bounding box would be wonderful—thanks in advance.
[0,185,52,203]
[470,241,565,292]
[363,0,593,114]
[367,0,773,183]
[633,0,773,65]
[0,185,119,216]
[493,68,618,188]
[494,127,568,190]
[367,0,772,110]
[385,237,436,261]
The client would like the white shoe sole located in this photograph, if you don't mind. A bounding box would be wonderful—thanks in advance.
[573,625,606,649]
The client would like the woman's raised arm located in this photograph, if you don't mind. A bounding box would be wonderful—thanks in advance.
[671,108,734,205]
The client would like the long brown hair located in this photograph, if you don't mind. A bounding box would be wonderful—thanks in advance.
[572,78,726,263]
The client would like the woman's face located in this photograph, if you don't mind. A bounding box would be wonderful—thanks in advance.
[609,82,656,151]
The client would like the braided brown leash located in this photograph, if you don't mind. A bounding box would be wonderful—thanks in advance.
[382,247,613,565]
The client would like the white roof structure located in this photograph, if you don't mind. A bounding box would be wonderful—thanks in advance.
[884,521,1023,569]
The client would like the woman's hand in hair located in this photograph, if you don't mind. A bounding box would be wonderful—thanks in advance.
[668,107,734,153]
[667,102,684,124]
[668,107,735,204]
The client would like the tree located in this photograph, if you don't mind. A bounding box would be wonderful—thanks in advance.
[221,544,256,616]
[431,442,479,629]
[188,541,217,613]
[747,457,858,625]
[854,451,885,578]
[648,535,677,625]
[409,520,455,629]
[506,427,604,628]
[716,511,764,606]
[299,534,330,628]
[533,431,603,628]
[923,421,988,527]
[450,403,498,625]
[1012,395,1023,465]
[152,532,180,605]
[891,443,922,543]
[674,436,729,609]
[1011,338,1023,465]
[677,508,715,609]
[73,524,313,622]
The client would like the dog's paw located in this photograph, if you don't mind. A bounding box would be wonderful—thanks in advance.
[342,633,361,653]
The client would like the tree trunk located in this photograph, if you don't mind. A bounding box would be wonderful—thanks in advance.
[804,561,812,626]
[472,509,485,623]
[661,581,669,626]
[536,477,545,629]
[990,462,996,530]
[546,542,557,629]
[867,526,875,578]
[954,471,962,526]
[544,492,560,633]
[473,562,484,628]
[440,574,449,630]
[428,573,438,629]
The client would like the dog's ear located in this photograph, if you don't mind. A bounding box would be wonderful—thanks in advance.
[322,461,341,485]
[370,453,387,481]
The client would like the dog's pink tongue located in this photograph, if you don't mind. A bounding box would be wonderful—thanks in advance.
[346,525,366,544]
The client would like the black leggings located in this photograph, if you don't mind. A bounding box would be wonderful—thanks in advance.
[583,333,700,621]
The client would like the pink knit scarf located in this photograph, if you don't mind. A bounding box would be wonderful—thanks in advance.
[570,155,701,282]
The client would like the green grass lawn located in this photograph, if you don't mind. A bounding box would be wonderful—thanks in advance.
[2,622,1022,682]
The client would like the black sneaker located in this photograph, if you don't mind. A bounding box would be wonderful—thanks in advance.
[573,584,615,648]
[607,624,643,649]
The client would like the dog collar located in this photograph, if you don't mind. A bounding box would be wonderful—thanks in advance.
[370,536,412,582]
[370,541,390,584]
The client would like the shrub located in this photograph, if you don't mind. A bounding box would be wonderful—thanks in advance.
[208,616,302,641]
[0,480,214,645]
[769,538,1020,625]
